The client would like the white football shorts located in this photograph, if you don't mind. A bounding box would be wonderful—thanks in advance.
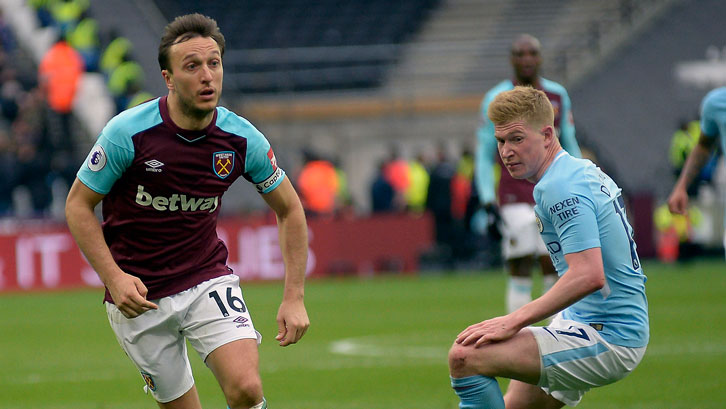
[105,274,261,403]
[499,203,548,259]
[529,313,646,406]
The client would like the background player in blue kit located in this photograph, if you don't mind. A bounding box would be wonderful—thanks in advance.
[448,86,648,408]
[475,34,581,315]
[668,87,726,257]
[65,14,309,409]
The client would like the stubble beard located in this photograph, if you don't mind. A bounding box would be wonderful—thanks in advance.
[178,93,216,123]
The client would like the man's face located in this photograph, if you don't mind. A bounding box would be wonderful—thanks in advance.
[510,41,541,83]
[163,36,223,117]
[494,120,547,181]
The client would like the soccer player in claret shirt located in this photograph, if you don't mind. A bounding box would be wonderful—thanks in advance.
[449,87,648,408]
[475,34,582,315]
[65,14,309,409]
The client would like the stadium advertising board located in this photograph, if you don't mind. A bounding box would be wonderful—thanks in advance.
[0,214,433,292]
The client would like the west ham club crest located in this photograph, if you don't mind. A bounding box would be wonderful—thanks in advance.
[141,371,157,391]
[213,151,235,179]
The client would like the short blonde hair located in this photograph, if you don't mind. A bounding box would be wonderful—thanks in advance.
[488,86,554,129]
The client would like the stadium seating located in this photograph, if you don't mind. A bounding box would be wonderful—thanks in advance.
[151,0,440,93]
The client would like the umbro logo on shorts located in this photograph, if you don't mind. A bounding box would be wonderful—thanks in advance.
[233,316,249,328]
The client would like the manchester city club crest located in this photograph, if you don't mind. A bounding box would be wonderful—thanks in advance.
[213,151,235,179]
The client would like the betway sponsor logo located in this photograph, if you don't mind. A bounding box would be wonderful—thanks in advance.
[135,185,219,213]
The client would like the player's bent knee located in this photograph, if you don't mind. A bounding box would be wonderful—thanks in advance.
[223,377,263,408]
[448,344,477,378]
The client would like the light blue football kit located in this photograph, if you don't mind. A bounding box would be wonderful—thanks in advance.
[451,151,649,408]
[700,87,726,251]
[701,87,726,168]
[534,150,649,349]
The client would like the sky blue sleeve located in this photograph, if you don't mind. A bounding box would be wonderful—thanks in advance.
[76,132,134,194]
[474,96,497,204]
[542,179,601,255]
[558,90,581,158]
[700,91,720,139]
[245,128,286,194]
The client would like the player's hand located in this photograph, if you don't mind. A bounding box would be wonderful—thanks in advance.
[107,272,159,319]
[472,202,502,240]
[482,202,502,240]
[667,186,689,215]
[455,315,519,347]
[275,298,309,346]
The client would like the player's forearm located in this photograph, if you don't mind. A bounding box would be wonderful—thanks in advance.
[65,204,124,286]
[675,143,712,190]
[276,204,308,300]
[511,264,603,327]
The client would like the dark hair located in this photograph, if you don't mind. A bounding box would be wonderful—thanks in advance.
[158,13,225,71]
[510,33,541,55]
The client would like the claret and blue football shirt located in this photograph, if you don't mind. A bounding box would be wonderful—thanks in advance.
[77,96,285,302]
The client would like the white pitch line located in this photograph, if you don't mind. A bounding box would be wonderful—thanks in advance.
[643,341,726,356]
[330,337,446,359]
[2,371,123,385]
[329,336,726,360]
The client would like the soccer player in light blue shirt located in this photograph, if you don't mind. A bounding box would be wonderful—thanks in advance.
[449,86,648,408]
[475,34,582,316]
[669,87,726,257]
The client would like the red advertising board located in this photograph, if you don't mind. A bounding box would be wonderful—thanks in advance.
[0,213,433,292]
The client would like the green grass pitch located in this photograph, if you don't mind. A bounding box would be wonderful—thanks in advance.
[1,259,724,408]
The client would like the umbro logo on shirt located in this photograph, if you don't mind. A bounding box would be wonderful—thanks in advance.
[145,159,164,173]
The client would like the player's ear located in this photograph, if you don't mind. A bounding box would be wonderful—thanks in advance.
[162,69,174,91]
[542,125,555,145]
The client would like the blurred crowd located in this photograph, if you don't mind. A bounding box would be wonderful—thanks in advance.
[293,144,495,268]
[0,0,155,218]
[0,6,77,218]
[32,0,153,113]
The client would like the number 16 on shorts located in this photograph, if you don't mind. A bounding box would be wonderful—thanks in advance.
[209,287,247,317]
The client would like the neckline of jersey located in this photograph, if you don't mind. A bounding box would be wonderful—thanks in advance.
[159,96,218,142]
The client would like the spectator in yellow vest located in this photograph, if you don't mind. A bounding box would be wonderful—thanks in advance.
[405,152,429,213]
[50,0,89,35]
[108,54,144,113]
[100,32,132,77]
[67,14,100,71]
